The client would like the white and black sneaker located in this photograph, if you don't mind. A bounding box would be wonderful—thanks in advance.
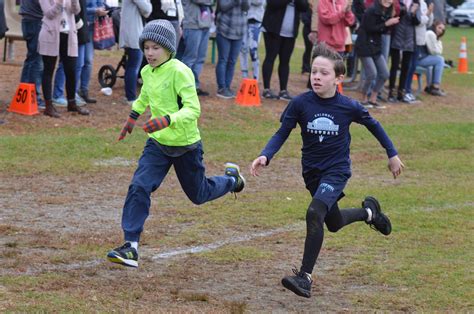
[107,242,138,267]
[281,268,313,298]
[363,196,392,235]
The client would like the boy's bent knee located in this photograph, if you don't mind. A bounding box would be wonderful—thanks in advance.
[189,197,206,205]
[306,199,328,228]
[326,223,341,233]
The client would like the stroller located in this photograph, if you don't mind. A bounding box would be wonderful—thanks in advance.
[97,7,129,88]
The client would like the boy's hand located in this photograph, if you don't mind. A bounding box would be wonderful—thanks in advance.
[250,156,268,177]
[118,111,140,141]
[388,155,405,179]
[142,115,170,133]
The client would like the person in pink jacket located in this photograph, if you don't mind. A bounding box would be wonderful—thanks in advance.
[317,0,355,54]
[38,0,89,117]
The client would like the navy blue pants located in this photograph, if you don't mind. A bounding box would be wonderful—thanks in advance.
[122,139,235,241]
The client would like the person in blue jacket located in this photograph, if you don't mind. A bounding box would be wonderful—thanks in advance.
[250,43,404,298]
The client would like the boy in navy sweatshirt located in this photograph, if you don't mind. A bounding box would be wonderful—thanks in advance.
[250,43,404,298]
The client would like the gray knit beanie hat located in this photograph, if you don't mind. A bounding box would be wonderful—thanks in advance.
[139,20,176,57]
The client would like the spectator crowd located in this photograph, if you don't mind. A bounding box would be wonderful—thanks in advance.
[15,0,450,118]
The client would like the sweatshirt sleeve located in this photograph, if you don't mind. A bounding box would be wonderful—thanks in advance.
[354,103,398,158]
[260,102,298,164]
[318,0,346,25]
[39,0,63,19]
[426,30,442,55]
[135,0,153,18]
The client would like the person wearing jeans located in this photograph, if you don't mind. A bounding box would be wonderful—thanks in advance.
[75,0,107,103]
[179,0,213,96]
[19,0,45,108]
[180,28,210,94]
[214,0,249,99]
[239,0,265,80]
[52,62,85,106]
[359,55,389,105]
[107,20,245,268]
[354,0,399,109]
[215,33,243,98]
[419,20,446,96]
[120,0,152,103]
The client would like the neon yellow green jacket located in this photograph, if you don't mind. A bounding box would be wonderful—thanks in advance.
[132,59,201,146]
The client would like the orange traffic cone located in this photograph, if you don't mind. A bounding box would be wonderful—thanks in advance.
[236,78,261,107]
[458,36,468,74]
[8,83,39,115]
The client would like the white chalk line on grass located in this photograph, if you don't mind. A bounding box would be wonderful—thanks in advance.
[151,222,304,260]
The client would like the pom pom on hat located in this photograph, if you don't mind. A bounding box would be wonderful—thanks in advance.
[139,20,176,56]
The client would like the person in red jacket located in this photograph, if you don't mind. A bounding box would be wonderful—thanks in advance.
[317,0,355,54]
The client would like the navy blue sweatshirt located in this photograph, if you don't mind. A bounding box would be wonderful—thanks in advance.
[260,91,398,175]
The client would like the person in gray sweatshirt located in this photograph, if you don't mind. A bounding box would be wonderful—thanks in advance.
[178,0,214,96]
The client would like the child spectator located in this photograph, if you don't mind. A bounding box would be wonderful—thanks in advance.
[107,20,245,268]
[421,20,446,96]
[250,43,404,298]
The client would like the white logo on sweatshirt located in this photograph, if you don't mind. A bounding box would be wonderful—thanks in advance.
[307,114,339,142]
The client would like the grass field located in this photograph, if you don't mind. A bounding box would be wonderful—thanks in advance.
[0,25,473,311]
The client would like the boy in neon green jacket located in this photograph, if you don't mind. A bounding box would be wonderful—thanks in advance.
[107,20,245,268]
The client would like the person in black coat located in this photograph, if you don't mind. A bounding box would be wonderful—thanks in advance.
[301,6,312,74]
[387,0,419,102]
[261,0,309,100]
[354,0,399,108]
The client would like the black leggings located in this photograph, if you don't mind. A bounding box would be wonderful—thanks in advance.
[389,48,413,92]
[262,32,296,91]
[301,198,368,274]
[42,33,77,102]
[301,23,312,73]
